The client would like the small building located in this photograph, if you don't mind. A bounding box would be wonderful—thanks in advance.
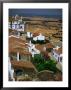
[9,34,37,81]
[33,33,45,41]
[27,41,40,57]
[52,46,62,63]
[37,33,45,41]
[26,32,33,39]
[9,20,25,32]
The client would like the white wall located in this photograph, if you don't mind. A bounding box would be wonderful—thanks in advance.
[9,21,24,31]
[12,24,16,30]
[52,51,62,62]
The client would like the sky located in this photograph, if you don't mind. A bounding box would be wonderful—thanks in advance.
[9,9,62,19]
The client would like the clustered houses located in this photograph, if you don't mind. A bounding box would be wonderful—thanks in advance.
[9,35,37,81]
[9,15,25,37]
[9,15,62,81]
[9,36,31,61]
[26,32,45,41]
[9,21,25,31]
[9,15,24,31]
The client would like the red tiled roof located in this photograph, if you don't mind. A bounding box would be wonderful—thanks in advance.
[9,36,27,44]
[11,60,36,70]
[35,43,54,52]
[45,43,54,48]
[9,36,30,55]
[35,44,45,52]
[33,33,39,37]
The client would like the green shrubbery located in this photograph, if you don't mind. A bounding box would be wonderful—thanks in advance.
[32,54,57,73]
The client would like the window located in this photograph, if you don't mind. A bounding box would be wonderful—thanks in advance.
[20,26,22,29]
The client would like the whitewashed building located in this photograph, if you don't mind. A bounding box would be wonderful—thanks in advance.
[37,33,45,41]
[27,32,33,38]
[9,20,25,32]
[33,33,45,41]
[27,41,40,57]
[52,46,62,63]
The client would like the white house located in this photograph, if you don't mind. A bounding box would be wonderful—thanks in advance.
[33,37,38,41]
[52,46,62,63]
[9,21,25,31]
[9,15,25,32]
[27,41,40,57]
[12,21,19,30]
[37,33,45,41]
[33,33,45,41]
[27,32,33,38]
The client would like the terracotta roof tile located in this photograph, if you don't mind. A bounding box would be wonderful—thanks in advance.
[11,60,36,70]
[9,36,30,55]
[45,43,54,48]
[33,33,39,37]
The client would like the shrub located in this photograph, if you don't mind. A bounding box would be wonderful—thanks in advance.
[32,54,57,73]
[32,54,44,64]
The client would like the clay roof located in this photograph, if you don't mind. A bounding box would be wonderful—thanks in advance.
[35,43,54,52]
[35,44,45,52]
[9,36,28,49]
[45,43,54,48]
[33,33,39,37]
[9,35,27,44]
[11,60,36,70]
[10,48,31,55]
[10,49,31,55]
[9,35,31,55]
[9,42,27,49]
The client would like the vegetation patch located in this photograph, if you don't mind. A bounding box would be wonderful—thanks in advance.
[32,54,58,73]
